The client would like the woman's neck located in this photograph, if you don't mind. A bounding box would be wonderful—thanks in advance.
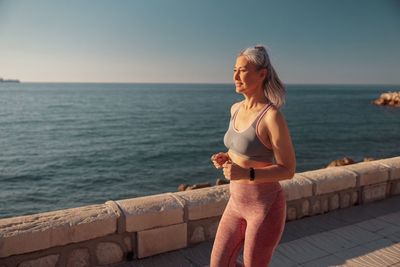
[242,91,269,110]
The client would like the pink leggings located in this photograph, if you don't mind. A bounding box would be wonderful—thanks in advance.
[210,181,287,267]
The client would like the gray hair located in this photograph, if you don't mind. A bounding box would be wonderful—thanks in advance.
[238,44,286,109]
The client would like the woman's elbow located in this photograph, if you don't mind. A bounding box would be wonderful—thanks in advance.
[286,164,296,179]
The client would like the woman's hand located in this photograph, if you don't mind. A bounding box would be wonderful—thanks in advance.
[222,161,247,181]
[210,152,230,169]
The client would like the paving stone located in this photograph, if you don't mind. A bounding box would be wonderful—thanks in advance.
[282,217,327,239]
[333,241,400,267]
[122,249,197,267]
[346,255,392,267]
[377,211,400,225]
[355,217,396,232]
[387,230,400,243]
[276,238,329,264]
[178,241,213,267]
[333,246,363,261]
[361,237,394,250]
[269,250,297,267]
[325,205,378,224]
[329,224,381,245]
[360,218,400,238]
[294,212,350,231]
[361,238,400,264]
[279,231,299,243]
[299,254,344,267]
[303,231,357,254]
[364,195,400,213]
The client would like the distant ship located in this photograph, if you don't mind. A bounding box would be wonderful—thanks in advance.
[0,77,20,83]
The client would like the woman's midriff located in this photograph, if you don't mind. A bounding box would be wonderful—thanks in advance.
[227,149,278,185]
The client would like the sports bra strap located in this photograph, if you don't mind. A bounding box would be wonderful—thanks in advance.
[231,101,272,122]
[254,102,272,124]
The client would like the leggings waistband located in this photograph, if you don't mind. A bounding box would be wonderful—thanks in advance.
[229,181,283,206]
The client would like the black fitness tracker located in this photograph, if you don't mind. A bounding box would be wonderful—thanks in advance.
[249,167,255,181]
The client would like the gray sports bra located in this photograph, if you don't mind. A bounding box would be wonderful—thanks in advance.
[223,101,275,163]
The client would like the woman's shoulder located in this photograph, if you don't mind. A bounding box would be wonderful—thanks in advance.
[261,105,287,128]
[230,101,243,117]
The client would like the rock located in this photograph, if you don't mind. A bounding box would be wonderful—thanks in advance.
[187,183,211,190]
[19,255,59,267]
[216,178,230,185]
[372,91,400,107]
[363,157,376,162]
[96,242,124,265]
[178,184,189,191]
[326,156,355,167]
[178,183,212,191]
[67,248,90,267]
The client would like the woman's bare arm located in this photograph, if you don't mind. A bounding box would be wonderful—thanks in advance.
[247,108,296,183]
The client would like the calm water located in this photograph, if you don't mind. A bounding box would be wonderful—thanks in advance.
[0,83,399,218]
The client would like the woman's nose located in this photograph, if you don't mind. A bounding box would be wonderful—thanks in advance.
[233,71,240,81]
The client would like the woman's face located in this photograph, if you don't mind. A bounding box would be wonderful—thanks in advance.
[233,56,267,94]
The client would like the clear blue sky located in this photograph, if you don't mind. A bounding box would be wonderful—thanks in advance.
[0,0,399,84]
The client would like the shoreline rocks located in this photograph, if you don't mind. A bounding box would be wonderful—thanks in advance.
[326,156,376,168]
[372,91,400,107]
[178,179,229,191]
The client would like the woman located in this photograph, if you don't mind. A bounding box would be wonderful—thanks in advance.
[210,45,296,267]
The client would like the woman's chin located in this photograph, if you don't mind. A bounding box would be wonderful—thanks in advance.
[235,85,244,92]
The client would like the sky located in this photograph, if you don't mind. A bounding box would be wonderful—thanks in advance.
[0,0,399,84]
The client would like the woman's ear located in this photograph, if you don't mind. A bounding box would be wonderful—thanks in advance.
[259,68,268,80]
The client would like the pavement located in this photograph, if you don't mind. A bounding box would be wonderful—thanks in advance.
[109,195,400,267]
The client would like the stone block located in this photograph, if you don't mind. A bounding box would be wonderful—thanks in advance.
[0,204,117,258]
[287,206,297,221]
[19,254,59,267]
[311,199,321,215]
[301,199,310,217]
[329,194,340,210]
[280,173,313,201]
[300,167,357,195]
[190,226,205,243]
[67,248,90,267]
[137,223,187,258]
[342,161,390,186]
[351,191,359,205]
[124,236,132,252]
[390,180,400,195]
[340,192,351,208]
[206,219,220,239]
[116,193,184,232]
[362,182,387,203]
[187,216,220,245]
[374,156,400,180]
[173,185,230,220]
[96,242,124,265]
[321,197,329,213]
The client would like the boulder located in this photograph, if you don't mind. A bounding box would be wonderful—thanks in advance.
[326,156,355,167]
[372,91,400,107]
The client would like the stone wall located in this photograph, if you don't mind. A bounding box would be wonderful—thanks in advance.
[1,156,399,267]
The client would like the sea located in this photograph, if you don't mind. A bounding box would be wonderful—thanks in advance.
[0,83,399,219]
